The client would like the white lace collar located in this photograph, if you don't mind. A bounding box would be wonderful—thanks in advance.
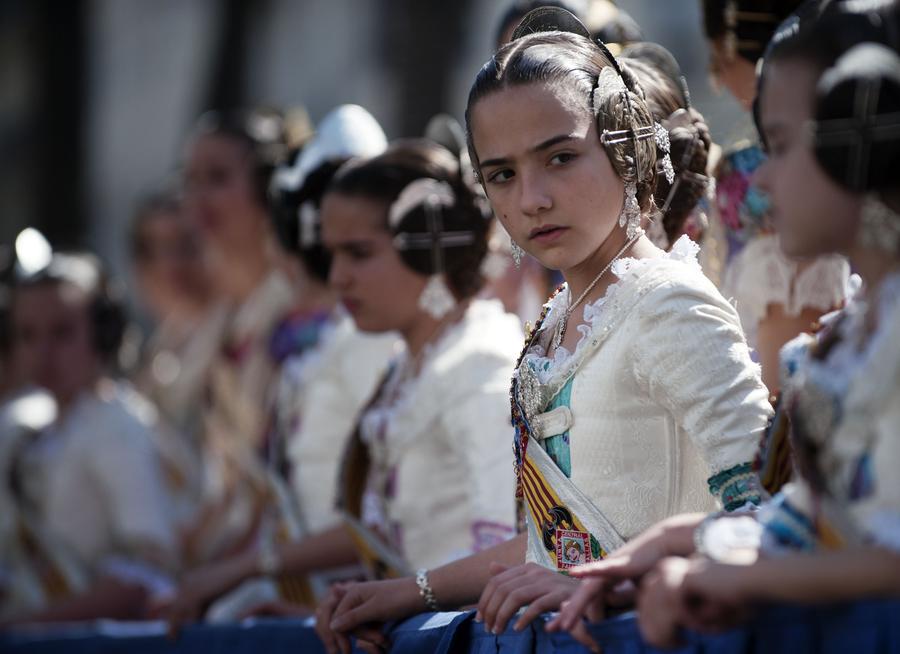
[360,300,512,464]
[523,236,701,385]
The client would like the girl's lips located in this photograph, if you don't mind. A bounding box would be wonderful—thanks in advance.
[194,209,221,232]
[342,298,362,314]
[528,225,568,244]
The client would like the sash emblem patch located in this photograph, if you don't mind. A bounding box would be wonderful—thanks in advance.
[555,528,592,569]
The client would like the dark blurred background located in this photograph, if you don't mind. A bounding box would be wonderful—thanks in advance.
[0,0,748,283]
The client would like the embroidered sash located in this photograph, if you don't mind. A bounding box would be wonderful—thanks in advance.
[12,514,86,605]
[266,473,319,605]
[522,433,625,570]
[210,416,324,604]
[340,513,411,579]
[510,266,679,570]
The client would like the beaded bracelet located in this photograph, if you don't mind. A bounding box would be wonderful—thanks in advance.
[257,540,282,577]
[415,568,439,611]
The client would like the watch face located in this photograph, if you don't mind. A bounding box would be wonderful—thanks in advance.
[701,515,762,564]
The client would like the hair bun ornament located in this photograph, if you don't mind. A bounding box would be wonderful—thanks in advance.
[511,5,592,41]
[425,113,466,157]
[246,111,285,146]
[237,109,290,166]
[389,178,456,229]
[654,123,675,184]
[511,6,630,95]
[659,108,710,215]
[813,42,900,192]
[821,0,900,54]
[273,104,387,195]
[390,178,477,253]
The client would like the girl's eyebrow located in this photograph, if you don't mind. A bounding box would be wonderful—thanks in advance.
[480,134,578,169]
[329,239,374,252]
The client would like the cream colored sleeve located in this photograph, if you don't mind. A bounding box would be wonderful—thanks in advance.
[286,324,396,534]
[438,352,518,552]
[88,416,179,570]
[632,273,773,485]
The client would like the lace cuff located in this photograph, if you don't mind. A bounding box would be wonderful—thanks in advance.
[708,462,761,512]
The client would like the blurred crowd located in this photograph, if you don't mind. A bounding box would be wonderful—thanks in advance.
[1,0,898,651]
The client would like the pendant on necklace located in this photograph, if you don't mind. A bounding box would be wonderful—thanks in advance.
[553,315,568,350]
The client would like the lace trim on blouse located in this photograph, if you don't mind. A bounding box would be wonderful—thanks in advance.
[523,236,701,384]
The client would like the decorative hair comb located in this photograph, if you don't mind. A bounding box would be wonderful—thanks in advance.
[812,42,900,191]
[510,5,592,41]
[659,109,709,215]
[390,179,475,253]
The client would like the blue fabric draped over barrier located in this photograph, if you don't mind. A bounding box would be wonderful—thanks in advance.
[3,600,900,653]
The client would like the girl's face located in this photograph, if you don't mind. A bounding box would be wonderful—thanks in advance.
[11,283,100,405]
[182,133,268,252]
[470,81,624,274]
[321,192,428,334]
[134,210,209,316]
[754,58,861,259]
[708,38,758,111]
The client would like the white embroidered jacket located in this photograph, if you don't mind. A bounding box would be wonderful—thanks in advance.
[285,316,398,534]
[359,299,522,570]
[522,238,773,546]
[17,384,179,579]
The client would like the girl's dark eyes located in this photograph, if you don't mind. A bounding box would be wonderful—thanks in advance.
[550,152,576,165]
[484,152,577,184]
[347,246,373,260]
[767,141,787,157]
[486,169,514,184]
[183,166,232,189]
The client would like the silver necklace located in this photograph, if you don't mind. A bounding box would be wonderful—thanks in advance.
[552,229,644,350]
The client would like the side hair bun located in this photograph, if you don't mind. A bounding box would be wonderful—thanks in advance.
[813,42,900,192]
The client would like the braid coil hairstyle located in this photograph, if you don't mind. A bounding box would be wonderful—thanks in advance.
[466,7,664,220]
[270,105,388,282]
[621,51,713,245]
[814,42,900,193]
[763,0,900,251]
[328,139,493,300]
[810,2,900,251]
